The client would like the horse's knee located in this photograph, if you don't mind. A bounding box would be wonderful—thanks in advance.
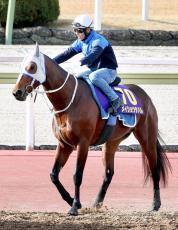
[50,172,58,184]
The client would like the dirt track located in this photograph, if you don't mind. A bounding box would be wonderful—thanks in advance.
[0,151,178,229]
[0,209,177,230]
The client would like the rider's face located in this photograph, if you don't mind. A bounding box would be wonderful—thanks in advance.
[74,30,85,40]
[74,28,90,40]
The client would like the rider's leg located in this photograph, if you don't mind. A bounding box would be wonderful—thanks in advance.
[89,68,122,114]
[76,69,92,78]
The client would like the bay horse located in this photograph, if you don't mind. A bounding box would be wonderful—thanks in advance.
[12,44,171,216]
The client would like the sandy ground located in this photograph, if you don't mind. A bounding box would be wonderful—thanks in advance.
[0,209,177,229]
[54,0,178,31]
[0,151,177,229]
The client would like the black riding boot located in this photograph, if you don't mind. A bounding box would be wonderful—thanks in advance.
[109,97,123,115]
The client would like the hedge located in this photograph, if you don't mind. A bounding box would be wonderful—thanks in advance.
[0,0,60,28]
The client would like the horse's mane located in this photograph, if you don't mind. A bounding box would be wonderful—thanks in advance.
[44,54,69,76]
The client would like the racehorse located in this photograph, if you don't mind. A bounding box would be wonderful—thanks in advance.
[12,44,171,216]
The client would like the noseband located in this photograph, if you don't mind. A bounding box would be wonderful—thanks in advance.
[25,78,36,93]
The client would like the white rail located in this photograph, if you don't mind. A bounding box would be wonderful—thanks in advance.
[0,56,178,67]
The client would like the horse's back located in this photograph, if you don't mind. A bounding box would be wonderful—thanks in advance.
[126,84,158,122]
[125,84,156,110]
[125,84,150,101]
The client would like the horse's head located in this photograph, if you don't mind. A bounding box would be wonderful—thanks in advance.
[12,43,46,101]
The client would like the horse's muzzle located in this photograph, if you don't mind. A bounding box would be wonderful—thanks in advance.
[12,89,28,101]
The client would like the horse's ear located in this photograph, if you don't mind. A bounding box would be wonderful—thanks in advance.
[35,42,40,57]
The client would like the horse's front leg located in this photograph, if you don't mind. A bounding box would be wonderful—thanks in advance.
[93,141,117,208]
[50,143,74,206]
[68,142,89,216]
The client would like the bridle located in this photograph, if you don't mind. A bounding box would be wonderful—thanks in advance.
[34,72,78,114]
[19,49,78,114]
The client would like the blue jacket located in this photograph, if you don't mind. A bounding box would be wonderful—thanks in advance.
[53,30,118,71]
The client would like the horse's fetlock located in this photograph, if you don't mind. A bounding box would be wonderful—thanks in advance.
[50,172,58,183]
[72,199,82,209]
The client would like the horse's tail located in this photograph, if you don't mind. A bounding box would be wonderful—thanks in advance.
[143,133,172,186]
[156,133,172,186]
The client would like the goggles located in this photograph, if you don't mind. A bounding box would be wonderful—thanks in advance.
[72,22,83,28]
[73,28,85,33]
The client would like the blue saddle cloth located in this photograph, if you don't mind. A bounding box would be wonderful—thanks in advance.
[79,76,144,128]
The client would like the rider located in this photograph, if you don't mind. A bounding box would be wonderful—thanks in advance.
[53,14,122,114]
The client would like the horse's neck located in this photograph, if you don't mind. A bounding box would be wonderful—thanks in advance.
[42,56,75,112]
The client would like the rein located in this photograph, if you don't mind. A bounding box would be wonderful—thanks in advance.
[35,72,78,149]
[34,73,78,114]
[34,72,70,94]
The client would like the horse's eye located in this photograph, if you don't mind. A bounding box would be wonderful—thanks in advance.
[31,64,35,70]
[25,62,37,73]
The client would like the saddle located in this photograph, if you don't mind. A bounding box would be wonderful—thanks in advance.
[78,76,144,146]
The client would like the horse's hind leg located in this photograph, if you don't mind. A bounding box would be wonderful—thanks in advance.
[133,120,161,211]
[93,139,118,208]
[50,143,74,207]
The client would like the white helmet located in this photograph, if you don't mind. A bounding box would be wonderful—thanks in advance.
[72,14,93,28]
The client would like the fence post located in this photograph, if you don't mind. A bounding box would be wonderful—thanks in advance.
[5,0,16,45]
[142,0,149,21]
[94,0,102,30]
[26,94,35,151]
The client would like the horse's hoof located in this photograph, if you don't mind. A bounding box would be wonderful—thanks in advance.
[152,206,160,211]
[93,202,103,209]
[68,207,78,216]
[151,204,161,211]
